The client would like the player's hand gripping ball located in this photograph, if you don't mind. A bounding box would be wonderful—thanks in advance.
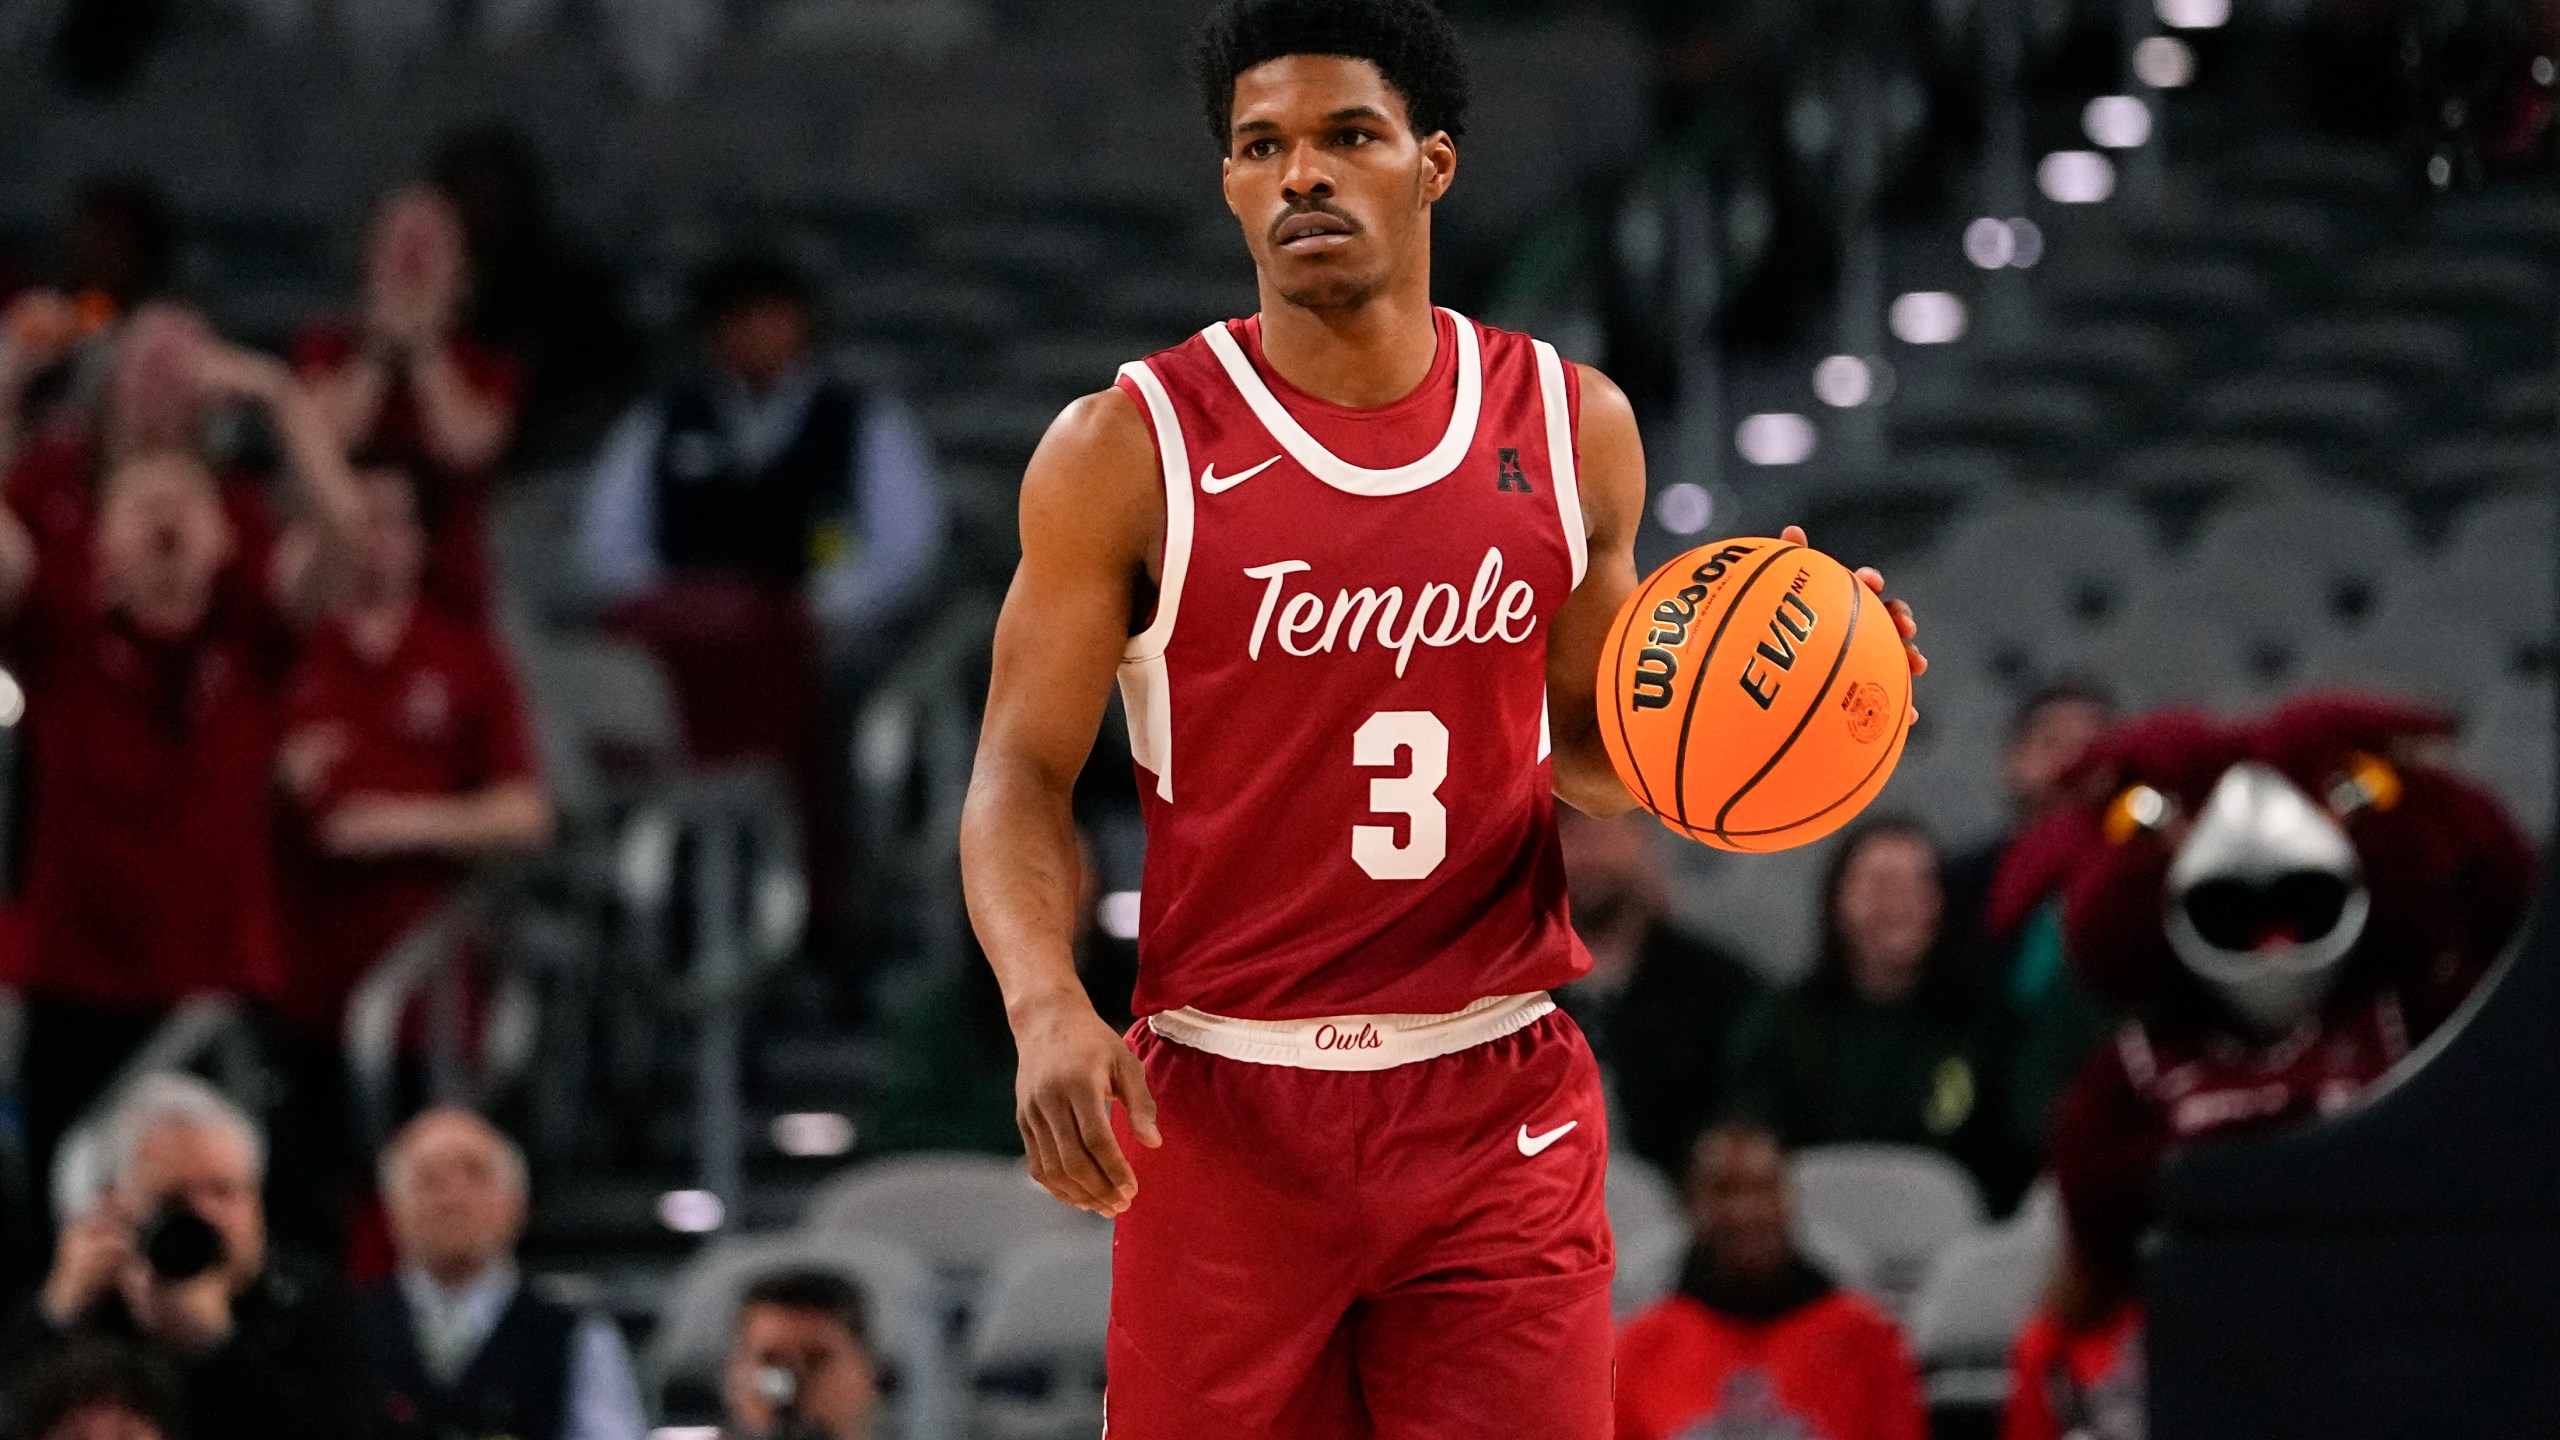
[1597,536,1914,852]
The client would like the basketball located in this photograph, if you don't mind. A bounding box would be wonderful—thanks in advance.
[1597,537,1913,853]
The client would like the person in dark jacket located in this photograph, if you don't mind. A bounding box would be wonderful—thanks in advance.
[5,1075,371,1440]
[5,1337,187,1440]
[356,1108,645,1440]
[1728,813,2005,1192]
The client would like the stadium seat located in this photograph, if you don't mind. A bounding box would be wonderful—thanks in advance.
[2266,315,2467,387]
[648,1229,955,1436]
[2481,368,2554,429]
[1907,1220,2062,1409]
[2125,200,2338,269]
[2182,491,2417,624]
[803,1152,1099,1283]
[1669,840,1833,982]
[2443,491,2560,594]
[2108,440,2318,500]
[2184,374,2404,452]
[2044,259,2269,329]
[2462,681,2556,842]
[516,635,688,820]
[2401,436,2556,496]
[1965,323,2180,394]
[2290,621,2509,715]
[968,1229,1115,1440]
[2424,186,2560,251]
[2214,138,2404,206]
[2355,250,2548,319]
[1789,1144,1987,1304]
[2069,597,2287,713]
[1900,496,2159,649]
[1884,384,2105,457]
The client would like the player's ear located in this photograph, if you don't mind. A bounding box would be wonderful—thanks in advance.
[1419,131,1456,204]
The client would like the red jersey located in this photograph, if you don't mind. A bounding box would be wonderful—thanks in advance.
[1110,309,1589,1021]
[0,519,292,1011]
[272,607,540,1035]
[1615,1288,1929,1440]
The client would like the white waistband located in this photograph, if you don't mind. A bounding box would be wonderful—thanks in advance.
[1145,992,1555,1071]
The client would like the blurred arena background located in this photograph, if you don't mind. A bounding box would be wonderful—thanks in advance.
[0,0,2553,1436]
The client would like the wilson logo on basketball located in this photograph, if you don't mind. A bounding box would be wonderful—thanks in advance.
[1628,542,1755,710]
[1841,681,1891,743]
[1242,546,1538,677]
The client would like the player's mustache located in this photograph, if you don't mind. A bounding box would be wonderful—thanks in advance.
[1269,199,1361,246]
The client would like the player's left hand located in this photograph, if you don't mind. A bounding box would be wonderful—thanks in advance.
[1781,523,1925,722]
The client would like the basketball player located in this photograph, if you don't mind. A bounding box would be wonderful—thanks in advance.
[958,2,1923,1434]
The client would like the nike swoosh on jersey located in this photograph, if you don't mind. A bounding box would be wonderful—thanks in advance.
[1199,455,1283,494]
[1517,1121,1578,1157]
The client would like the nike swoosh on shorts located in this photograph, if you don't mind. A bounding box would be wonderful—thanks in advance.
[1517,1121,1578,1156]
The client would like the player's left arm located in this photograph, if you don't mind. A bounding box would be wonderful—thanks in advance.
[1545,364,1645,818]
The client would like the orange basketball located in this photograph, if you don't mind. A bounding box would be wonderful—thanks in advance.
[1596,537,1913,853]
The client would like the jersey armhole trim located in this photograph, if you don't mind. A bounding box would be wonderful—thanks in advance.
[1531,339,1588,589]
[1117,360,1194,662]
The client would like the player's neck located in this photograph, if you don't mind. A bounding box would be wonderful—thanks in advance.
[1253,278,1440,410]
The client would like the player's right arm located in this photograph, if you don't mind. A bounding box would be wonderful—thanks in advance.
[961,386,1166,1218]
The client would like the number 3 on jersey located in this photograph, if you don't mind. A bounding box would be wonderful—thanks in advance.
[1352,711,1448,880]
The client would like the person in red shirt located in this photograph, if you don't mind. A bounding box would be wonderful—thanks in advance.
[294,185,522,618]
[1616,1121,1929,1440]
[2001,1263,2144,1440]
[0,332,363,1203]
[273,453,550,1034]
[267,453,551,1249]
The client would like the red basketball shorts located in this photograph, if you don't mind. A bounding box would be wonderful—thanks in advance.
[1104,995,1616,1439]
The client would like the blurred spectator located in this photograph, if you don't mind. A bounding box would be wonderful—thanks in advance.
[295,184,523,618]
[581,250,946,685]
[427,126,643,466]
[1943,681,2113,1197]
[5,1339,186,1440]
[580,251,944,939]
[1614,1121,1927,1440]
[2001,1249,2144,1440]
[266,456,550,1243]
[358,1108,646,1440]
[0,178,176,478]
[5,1075,371,1440]
[0,316,363,1198]
[721,1270,878,1440]
[1727,815,2003,1189]
[1555,808,1760,1175]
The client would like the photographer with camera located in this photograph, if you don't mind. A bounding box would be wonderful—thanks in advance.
[4,1074,371,1440]
[720,1271,878,1440]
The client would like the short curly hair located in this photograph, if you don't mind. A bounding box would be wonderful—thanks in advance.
[1196,0,1470,151]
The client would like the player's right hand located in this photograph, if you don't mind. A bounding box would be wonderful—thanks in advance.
[1011,992,1161,1217]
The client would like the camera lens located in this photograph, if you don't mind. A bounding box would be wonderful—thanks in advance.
[139,1202,225,1282]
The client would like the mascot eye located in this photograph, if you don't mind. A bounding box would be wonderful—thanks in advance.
[2326,751,2402,817]
[2104,783,2177,844]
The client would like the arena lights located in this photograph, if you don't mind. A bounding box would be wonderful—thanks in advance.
[2134,35,2197,88]
[0,666,21,727]
[770,1111,857,1157]
[1097,890,1142,940]
[2536,56,2556,86]
[656,1188,726,1234]
[2083,95,2154,150]
[2038,150,2117,204]
[1889,291,1968,345]
[1735,412,1817,466]
[2155,0,2230,28]
[1812,355,1877,408]
[1653,482,1715,537]
[1963,217,2044,269]
[648,1429,720,1440]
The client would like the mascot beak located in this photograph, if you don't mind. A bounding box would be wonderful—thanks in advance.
[2164,761,2372,1037]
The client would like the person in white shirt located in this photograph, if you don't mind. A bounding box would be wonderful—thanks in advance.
[357,1108,646,1440]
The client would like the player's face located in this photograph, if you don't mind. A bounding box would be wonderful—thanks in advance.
[1221,55,1456,311]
